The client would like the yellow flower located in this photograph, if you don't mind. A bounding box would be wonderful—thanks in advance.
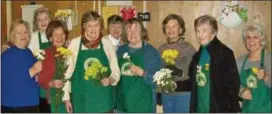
[162,49,179,65]
[56,47,73,58]
[252,67,259,74]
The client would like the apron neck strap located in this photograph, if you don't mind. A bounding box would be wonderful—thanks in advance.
[260,49,265,69]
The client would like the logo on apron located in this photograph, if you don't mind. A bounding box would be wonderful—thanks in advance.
[247,74,257,88]
[121,62,133,76]
[84,57,100,70]
[196,65,207,87]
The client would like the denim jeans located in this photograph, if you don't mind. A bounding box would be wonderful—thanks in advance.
[162,92,191,113]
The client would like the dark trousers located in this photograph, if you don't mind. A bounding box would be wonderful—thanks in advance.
[1,105,39,113]
[39,98,51,113]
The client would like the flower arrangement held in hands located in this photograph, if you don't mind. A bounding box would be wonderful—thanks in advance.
[162,49,179,65]
[33,50,46,60]
[54,47,72,109]
[84,58,109,85]
[153,68,176,93]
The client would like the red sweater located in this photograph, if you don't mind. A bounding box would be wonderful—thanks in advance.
[38,46,57,89]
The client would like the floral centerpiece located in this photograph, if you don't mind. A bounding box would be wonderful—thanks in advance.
[153,68,176,93]
[55,10,72,23]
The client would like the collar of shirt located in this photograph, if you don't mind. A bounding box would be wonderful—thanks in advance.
[108,35,120,46]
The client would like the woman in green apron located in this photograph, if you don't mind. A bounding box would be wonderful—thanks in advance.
[38,20,72,113]
[30,7,53,113]
[116,18,163,113]
[64,11,120,113]
[237,24,271,113]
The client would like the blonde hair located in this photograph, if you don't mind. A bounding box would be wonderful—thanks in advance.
[242,24,267,49]
[33,7,53,32]
[8,19,31,44]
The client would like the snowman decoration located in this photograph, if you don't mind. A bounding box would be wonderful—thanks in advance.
[220,1,248,28]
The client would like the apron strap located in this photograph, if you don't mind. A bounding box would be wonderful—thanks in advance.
[38,32,42,49]
[260,49,265,69]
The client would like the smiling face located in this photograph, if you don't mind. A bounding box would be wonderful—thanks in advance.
[126,23,142,45]
[245,31,262,53]
[50,27,66,48]
[37,12,51,32]
[13,24,30,48]
[195,23,215,46]
[109,23,123,39]
[165,19,181,39]
[84,20,101,41]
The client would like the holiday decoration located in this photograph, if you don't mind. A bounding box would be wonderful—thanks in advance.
[220,1,248,28]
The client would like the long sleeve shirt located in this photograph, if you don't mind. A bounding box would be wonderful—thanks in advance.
[62,36,121,101]
[1,46,39,107]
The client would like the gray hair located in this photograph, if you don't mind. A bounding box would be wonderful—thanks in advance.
[242,24,266,49]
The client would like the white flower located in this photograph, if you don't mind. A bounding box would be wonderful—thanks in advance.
[33,50,45,61]
[123,52,130,59]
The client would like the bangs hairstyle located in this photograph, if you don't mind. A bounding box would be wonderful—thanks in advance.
[46,20,69,40]
[125,18,149,41]
[81,11,104,36]
[194,15,218,35]
[242,24,267,49]
[8,19,31,44]
[162,14,186,38]
[33,7,53,32]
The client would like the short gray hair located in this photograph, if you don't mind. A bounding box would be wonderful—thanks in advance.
[242,24,266,48]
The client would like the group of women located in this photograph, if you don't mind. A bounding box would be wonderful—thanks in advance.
[1,6,271,113]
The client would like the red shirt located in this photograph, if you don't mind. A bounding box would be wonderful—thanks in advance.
[38,46,57,89]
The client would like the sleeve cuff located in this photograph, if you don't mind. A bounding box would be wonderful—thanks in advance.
[62,80,71,101]
[110,72,120,86]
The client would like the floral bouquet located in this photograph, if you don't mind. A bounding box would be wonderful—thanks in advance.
[153,68,176,93]
[55,10,72,22]
[33,50,45,60]
[54,47,72,109]
[84,59,109,85]
[162,49,179,65]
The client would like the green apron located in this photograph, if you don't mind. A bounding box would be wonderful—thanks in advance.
[71,39,114,113]
[196,47,211,113]
[240,49,271,113]
[38,32,52,98]
[116,44,153,113]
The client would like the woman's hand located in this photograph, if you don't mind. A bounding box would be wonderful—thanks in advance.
[257,69,269,82]
[241,88,252,100]
[64,100,73,113]
[130,65,145,76]
[49,80,64,89]
[1,43,10,53]
[29,61,43,77]
[101,77,115,86]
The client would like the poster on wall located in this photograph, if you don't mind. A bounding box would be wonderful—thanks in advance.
[120,6,137,21]
[102,6,119,28]
[220,1,248,28]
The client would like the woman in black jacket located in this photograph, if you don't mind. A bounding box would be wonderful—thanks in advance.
[186,15,241,113]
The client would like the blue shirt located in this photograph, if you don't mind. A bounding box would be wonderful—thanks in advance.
[1,46,39,107]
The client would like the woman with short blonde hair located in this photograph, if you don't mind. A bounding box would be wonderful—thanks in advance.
[2,19,42,113]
